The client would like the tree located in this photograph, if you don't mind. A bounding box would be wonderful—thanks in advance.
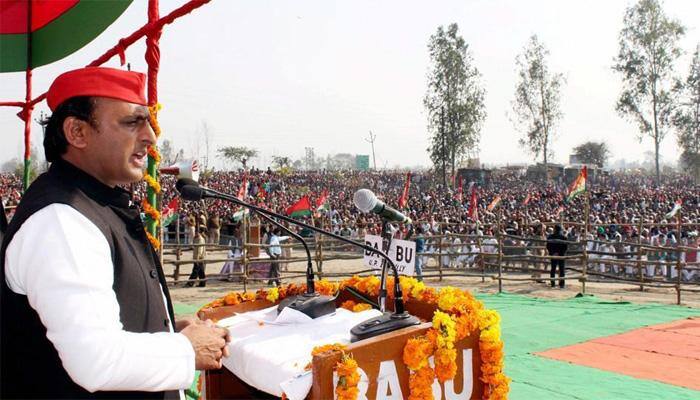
[424,23,486,188]
[217,146,258,170]
[271,155,292,170]
[572,141,611,168]
[159,139,176,166]
[673,44,700,182]
[511,35,565,183]
[613,0,685,184]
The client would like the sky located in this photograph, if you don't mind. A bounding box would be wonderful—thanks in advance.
[1,0,699,170]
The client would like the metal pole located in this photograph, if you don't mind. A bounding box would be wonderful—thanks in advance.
[582,191,590,294]
[497,207,503,293]
[438,235,443,282]
[242,213,248,292]
[676,212,682,305]
[637,218,644,292]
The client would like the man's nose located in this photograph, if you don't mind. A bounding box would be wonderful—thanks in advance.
[141,119,157,146]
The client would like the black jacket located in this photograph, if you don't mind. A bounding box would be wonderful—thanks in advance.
[1,159,178,399]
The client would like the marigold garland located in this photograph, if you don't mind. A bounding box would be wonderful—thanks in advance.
[145,231,160,249]
[198,276,509,400]
[335,353,360,400]
[141,199,161,224]
[142,103,163,250]
[143,172,162,194]
[265,287,279,303]
[311,343,347,356]
[147,145,161,164]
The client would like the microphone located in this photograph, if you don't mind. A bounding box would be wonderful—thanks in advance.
[354,189,412,224]
[176,179,336,319]
[176,179,420,338]
[160,159,200,181]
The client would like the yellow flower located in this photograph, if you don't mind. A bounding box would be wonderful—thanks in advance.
[265,287,279,303]
[410,280,427,300]
[352,303,372,312]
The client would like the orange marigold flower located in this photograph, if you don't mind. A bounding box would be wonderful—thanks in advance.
[340,300,357,311]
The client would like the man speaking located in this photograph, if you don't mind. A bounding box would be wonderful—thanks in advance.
[1,67,229,399]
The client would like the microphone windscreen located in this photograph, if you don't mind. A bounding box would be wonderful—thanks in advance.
[179,185,204,201]
[353,189,377,213]
[176,178,199,193]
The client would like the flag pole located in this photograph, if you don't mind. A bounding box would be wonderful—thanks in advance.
[582,189,590,294]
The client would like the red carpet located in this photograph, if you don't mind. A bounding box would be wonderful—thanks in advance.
[536,317,700,390]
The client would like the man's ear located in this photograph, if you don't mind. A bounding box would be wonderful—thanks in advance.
[62,117,91,150]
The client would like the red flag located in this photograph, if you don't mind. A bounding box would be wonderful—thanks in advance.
[468,186,478,221]
[523,193,531,206]
[286,196,312,217]
[257,184,267,199]
[398,172,411,209]
[455,178,464,203]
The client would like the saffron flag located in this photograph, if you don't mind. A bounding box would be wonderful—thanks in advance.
[398,172,411,209]
[523,193,531,206]
[468,185,479,221]
[286,196,312,218]
[161,198,178,227]
[665,199,682,219]
[487,195,502,212]
[566,166,587,202]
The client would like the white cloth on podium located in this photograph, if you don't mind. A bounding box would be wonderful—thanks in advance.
[218,305,382,397]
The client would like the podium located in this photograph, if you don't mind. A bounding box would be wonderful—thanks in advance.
[198,287,486,399]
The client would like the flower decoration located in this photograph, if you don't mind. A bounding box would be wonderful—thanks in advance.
[198,277,508,400]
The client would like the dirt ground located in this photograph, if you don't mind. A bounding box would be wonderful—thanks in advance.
[166,249,700,315]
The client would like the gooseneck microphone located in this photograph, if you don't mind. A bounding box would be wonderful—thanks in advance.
[353,189,412,224]
[176,179,419,340]
[177,178,335,318]
[255,211,337,318]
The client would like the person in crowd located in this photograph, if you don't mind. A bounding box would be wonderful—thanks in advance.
[188,228,208,287]
[207,212,221,245]
[546,225,568,288]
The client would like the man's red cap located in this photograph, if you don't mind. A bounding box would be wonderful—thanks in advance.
[47,67,147,111]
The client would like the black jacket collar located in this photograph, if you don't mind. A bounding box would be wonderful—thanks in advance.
[49,158,133,209]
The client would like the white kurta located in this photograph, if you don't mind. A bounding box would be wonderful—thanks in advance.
[4,204,195,394]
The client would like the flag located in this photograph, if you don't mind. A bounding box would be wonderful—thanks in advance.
[286,196,312,218]
[665,199,682,219]
[161,198,179,227]
[487,195,502,212]
[315,190,329,214]
[232,207,249,222]
[237,174,249,200]
[257,184,267,200]
[523,193,531,206]
[398,172,411,209]
[468,185,479,221]
[566,166,587,202]
[455,178,463,204]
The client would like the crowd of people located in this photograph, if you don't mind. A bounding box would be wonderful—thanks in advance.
[3,167,699,283]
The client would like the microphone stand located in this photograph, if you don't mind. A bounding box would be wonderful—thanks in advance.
[377,219,393,312]
[179,182,420,340]
[253,210,336,318]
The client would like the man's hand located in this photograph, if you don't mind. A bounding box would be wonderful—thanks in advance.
[175,316,205,332]
[180,319,231,370]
